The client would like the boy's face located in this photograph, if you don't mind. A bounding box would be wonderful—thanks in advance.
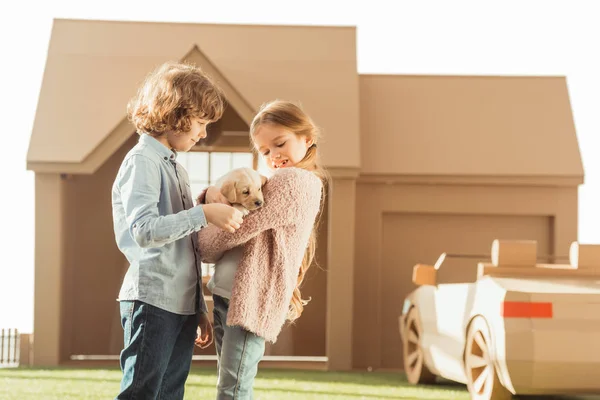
[164,118,209,152]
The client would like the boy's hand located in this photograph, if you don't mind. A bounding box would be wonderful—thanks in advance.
[195,312,213,349]
[202,203,244,233]
[205,186,230,205]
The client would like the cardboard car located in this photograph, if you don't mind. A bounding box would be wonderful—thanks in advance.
[399,239,600,400]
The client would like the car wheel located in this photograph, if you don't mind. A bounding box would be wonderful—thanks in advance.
[465,317,512,400]
[403,307,436,384]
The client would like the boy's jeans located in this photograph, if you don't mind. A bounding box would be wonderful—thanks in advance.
[116,300,200,400]
[213,294,266,400]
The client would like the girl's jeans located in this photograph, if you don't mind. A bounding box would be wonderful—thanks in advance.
[213,294,266,400]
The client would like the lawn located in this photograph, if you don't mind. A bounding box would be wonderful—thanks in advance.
[2,367,600,399]
[0,367,470,400]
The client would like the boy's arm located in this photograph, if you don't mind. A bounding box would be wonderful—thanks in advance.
[118,154,208,248]
[198,169,322,262]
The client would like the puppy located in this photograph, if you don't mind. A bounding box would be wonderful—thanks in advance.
[213,167,268,216]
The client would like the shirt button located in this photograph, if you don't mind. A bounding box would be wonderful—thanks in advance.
[164,157,168,160]
[183,195,186,199]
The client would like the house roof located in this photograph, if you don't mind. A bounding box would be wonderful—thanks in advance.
[27,19,584,182]
[26,19,360,173]
[359,74,584,180]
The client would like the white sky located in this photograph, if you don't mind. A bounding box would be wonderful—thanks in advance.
[1,0,598,333]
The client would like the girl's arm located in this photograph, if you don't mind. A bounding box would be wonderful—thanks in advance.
[197,168,322,263]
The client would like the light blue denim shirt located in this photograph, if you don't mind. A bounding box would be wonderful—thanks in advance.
[112,133,208,315]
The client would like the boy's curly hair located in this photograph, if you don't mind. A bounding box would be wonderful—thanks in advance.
[127,61,225,136]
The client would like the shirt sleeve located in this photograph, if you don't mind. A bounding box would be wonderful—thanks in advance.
[197,169,322,263]
[117,154,208,248]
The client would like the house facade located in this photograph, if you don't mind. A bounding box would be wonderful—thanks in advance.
[26,19,583,371]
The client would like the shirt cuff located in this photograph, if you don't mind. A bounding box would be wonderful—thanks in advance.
[189,205,208,231]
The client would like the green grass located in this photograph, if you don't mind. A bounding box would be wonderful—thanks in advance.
[0,367,469,400]
[2,367,600,399]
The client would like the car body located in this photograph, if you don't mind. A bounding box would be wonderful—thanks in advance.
[399,239,600,400]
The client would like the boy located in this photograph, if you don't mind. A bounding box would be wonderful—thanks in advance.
[111,61,243,399]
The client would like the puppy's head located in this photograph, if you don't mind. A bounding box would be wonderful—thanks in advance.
[220,168,267,211]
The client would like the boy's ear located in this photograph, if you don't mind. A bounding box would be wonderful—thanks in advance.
[260,174,268,187]
[220,180,237,204]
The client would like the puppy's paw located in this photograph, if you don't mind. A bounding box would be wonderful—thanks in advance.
[233,204,250,217]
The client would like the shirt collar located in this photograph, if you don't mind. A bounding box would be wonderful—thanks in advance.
[140,133,178,161]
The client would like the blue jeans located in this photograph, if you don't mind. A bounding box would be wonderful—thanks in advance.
[116,300,200,400]
[213,295,266,400]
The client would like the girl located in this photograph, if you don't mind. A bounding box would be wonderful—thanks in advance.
[196,100,326,399]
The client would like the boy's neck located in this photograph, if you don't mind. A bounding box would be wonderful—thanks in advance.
[153,133,173,151]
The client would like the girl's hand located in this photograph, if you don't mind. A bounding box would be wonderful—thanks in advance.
[195,312,214,349]
[206,186,230,205]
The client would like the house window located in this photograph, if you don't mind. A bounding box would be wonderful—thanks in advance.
[176,151,271,278]
[177,151,253,196]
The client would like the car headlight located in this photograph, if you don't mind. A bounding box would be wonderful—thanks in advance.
[402,299,411,315]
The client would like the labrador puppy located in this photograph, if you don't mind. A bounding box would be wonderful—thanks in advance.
[213,167,268,216]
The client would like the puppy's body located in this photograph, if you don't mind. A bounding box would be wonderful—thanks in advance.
[214,168,268,216]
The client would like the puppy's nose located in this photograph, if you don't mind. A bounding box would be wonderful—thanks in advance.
[255,200,263,207]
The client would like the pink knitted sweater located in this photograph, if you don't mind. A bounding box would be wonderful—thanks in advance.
[197,167,323,342]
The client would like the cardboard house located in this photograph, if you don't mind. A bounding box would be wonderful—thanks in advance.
[26,18,584,371]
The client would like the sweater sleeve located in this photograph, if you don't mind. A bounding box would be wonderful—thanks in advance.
[197,168,322,263]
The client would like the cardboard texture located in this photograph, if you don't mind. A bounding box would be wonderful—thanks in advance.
[570,242,600,269]
[26,19,360,170]
[491,239,537,267]
[400,239,600,398]
[412,264,436,286]
[358,75,583,177]
[26,18,584,375]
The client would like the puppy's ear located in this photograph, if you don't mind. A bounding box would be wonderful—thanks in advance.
[220,180,237,203]
[260,174,268,187]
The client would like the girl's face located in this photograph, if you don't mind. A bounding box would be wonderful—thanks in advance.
[159,118,209,152]
[253,123,313,170]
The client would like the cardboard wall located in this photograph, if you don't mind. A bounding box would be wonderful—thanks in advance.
[292,197,328,356]
[62,134,137,355]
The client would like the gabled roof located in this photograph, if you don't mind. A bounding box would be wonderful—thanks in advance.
[359,74,584,180]
[27,19,360,173]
